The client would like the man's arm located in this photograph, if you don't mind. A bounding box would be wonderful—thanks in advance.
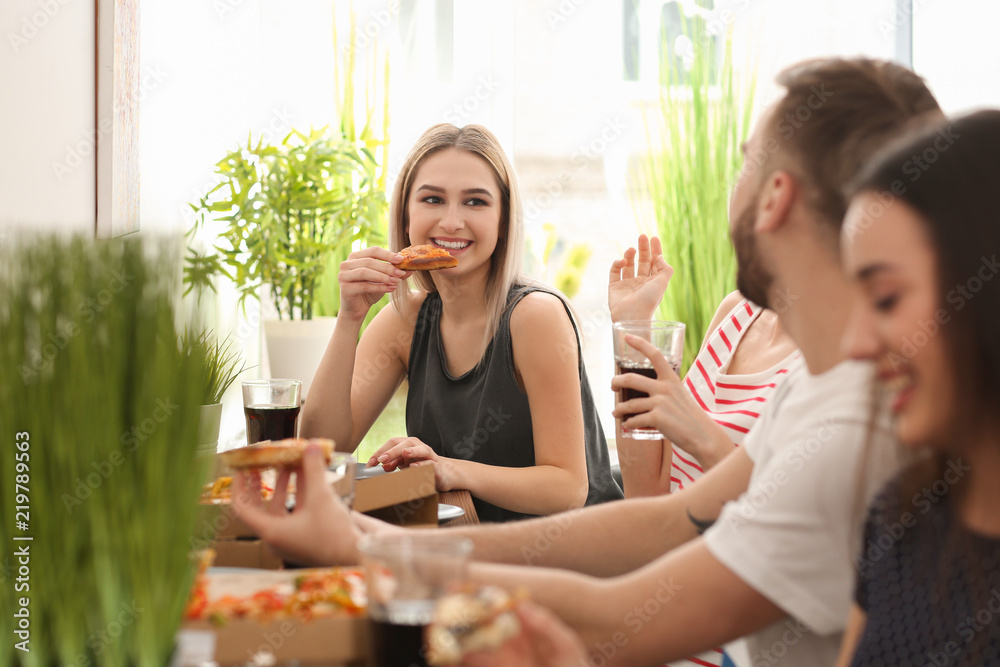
[448,446,755,577]
[233,443,754,577]
[470,537,785,666]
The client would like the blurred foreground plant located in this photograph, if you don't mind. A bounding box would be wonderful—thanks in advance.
[0,235,209,667]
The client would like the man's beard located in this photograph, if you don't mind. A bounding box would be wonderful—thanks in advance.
[731,204,775,309]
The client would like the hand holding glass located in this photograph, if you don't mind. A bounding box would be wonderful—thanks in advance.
[612,320,685,440]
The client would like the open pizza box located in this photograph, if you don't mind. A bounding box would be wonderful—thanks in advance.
[354,464,439,526]
[179,568,368,666]
[199,463,439,569]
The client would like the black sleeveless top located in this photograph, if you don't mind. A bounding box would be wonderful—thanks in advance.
[852,470,1000,665]
[406,285,623,522]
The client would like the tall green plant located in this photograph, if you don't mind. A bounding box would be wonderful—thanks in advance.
[0,236,209,667]
[185,11,391,325]
[637,19,755,374]
[314,9,392,322]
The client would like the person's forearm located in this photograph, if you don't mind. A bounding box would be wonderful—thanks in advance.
[452,460,588,515]
[448,494,698,577]
[299,316,364,450]
[472,540,784,667]
[616,427,673,497]
[684,424,736,472]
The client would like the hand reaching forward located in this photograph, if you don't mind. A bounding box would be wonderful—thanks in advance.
[367,437,461,492]
[230,444,362,566]
[608,234,673,322]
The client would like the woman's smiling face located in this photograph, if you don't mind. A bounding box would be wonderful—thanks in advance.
[405,148,502,277]
[842,191,956,448]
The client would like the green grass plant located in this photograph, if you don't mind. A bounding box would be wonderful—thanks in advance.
[636,20,755,374]
[1,236,209,667]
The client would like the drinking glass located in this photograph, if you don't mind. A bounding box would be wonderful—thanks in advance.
[241,379,302,445]
[612,320,685,440]
[358,533,473,667]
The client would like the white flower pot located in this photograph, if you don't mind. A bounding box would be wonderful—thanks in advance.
[198,402,224,481]
[263,317,337,398]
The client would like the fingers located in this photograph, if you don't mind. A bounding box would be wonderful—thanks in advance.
[339,264,407,288]
[619,408,663,432]
[636,234,651,277]
[376,439,433,470]
[609,246,636,286]
[651,255,674,281]
[650,235,663,259]
[368,437,407,467]
[297,444,330,505]
[270,468,292,516]
[230,471,277,534]
[339,247,408,290]
[348,246,404,264]
[611,397,656,421]
[375,440,412,471]
[621,246,636,280]
[624,334,681,379]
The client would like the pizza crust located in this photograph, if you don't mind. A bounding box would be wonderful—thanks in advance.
[219,438,335,470]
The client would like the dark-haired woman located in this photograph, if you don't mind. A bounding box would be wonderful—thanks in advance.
[837,109,1000,665]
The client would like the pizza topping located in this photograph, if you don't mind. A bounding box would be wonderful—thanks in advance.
[186,567,366,624]
[397,245,459,271]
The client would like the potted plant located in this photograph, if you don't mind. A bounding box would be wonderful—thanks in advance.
[185,20,390,396]
[185,123,387,393]
[0,235,210,666]
[634,16,755,375]
[179,329,248,457]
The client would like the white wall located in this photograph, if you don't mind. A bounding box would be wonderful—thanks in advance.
[913,1,1000,113]
[0,0,96,233]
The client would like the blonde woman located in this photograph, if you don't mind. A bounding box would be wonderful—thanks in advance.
[301,124,622,522]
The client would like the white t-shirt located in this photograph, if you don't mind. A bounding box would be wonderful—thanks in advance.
[703,358,898,667]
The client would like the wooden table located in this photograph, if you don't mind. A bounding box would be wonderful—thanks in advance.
[439,489,479,526]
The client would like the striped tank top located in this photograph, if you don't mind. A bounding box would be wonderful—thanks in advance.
[672,298,799,493]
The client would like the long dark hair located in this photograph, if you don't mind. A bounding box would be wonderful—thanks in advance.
[849,110,1000,452]
[847,110,1000,659]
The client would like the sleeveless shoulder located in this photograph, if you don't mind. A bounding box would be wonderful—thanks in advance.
[507,289,574,334]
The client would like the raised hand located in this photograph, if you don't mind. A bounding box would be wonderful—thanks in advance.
[337,247,412,323]
[608,234,673,322]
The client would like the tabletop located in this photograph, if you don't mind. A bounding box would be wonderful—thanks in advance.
[438,489,479,527]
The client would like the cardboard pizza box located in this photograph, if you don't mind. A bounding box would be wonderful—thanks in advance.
[209,538,284,570]
[181,568,367,665]
[197,462,440,552]
[354,464,438,526]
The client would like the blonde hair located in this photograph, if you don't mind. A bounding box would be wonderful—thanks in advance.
[389,124,526,355]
